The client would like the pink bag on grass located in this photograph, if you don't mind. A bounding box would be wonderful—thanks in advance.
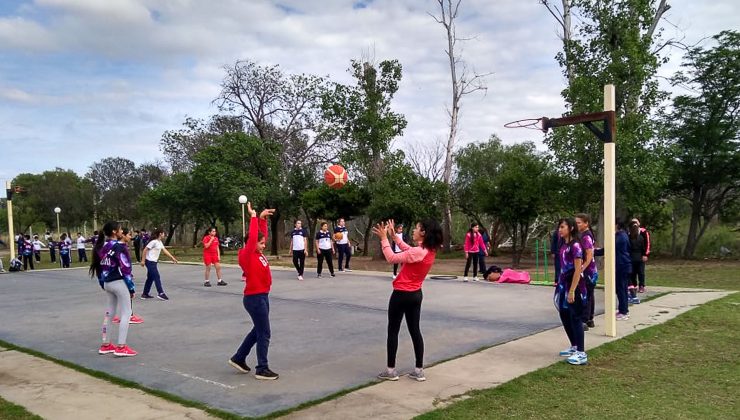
[496,268,531,284]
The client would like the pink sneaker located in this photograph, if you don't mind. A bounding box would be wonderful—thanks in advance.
[98,343,116,354]
[113,345,138,357]
[112,316,120,324]
[638,286,646,293]
[129,314,144,324]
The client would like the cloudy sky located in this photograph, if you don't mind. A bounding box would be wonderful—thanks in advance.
[0,0,737,191]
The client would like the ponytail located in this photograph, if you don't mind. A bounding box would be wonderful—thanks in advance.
[89,221,121,279]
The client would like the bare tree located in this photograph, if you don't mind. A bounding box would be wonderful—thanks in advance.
[406,138,445,182]
[430,0,492,252]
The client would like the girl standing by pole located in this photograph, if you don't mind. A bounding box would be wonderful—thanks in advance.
[555,217,588,365]
[373,218,444,382]
[140,228,179,300]
[229,202,279,380]
[575,213,597,329]
[90,221,137,357]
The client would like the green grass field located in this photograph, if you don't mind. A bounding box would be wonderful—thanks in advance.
[0,396,41,420]
[417,291,740,420]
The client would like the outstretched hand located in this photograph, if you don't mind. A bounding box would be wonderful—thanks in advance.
[247,202,257,218]
[371,222,388,239]
[260,209,275,219]
[386,219,395,234]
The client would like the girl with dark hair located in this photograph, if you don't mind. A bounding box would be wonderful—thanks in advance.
[89,221,137,357]
[113,228,144,325]
[575,213,598,329]
[554,217,588,365]
[59,233,71,268]
[229,202,279,380]
[628,223,645,304]
[140,228,179,300]
[203,227,226,287]
[21,235,34,270]
[373,218,444,382]
[462,223,486,281]
[315,222,336,278]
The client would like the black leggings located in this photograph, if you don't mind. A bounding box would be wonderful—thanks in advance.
[292,250,305,276]
[387,289,424,369]
[559,295,585,352]
[22,255,34,270]
[464,253,479,277]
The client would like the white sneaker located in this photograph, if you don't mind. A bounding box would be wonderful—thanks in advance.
[345,269,353,272]
[298,275,304,281]
[463,277,469,282]
[566,351,588,365]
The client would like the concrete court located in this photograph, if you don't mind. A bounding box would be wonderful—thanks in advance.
[0,263,603,417]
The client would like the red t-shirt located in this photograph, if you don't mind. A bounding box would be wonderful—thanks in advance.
[202,235,219,256]
[239,217,272,295]
[380,237,437,292]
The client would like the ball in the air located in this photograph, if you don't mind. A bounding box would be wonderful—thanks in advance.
[324,164,348,189]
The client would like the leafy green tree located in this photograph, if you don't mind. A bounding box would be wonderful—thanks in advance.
[663,31,740,258]
[160,115,244,172]
[138,172,193,245]
[11,169,94,234]
[543,0,671,222]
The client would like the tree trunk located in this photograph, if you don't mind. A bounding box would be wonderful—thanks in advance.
[270,210,282,256]
[165,221,177,246]
[670,207,678,257]
[363,219,373,257]
[191,223,201,247]
[683,188,703,258]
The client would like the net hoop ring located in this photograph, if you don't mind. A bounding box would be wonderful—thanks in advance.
[429,275,458,280]
[504,117,547,132]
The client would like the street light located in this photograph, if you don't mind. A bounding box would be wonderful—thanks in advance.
[54,207,61,237]
[238,195,248,243]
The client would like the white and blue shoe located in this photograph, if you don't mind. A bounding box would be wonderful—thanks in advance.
[566,351,588,365]
[559,346,577,357]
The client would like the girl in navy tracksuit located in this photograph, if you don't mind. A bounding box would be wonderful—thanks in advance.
[59,233,71,268]
[21,235,34,270]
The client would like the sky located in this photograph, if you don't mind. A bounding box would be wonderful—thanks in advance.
[0,0,737,194]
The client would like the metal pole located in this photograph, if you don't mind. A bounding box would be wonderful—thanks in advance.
[535,239,539,282]
[6,181,15,261]
[603,85,617,337]
[241,203,246,242]
[56,214,60,237]
[543,238,549,284]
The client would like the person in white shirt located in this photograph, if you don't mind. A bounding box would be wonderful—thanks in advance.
[32,235,46,263]
[392,224,405,279]
[76,232,88,262]
[315,222,336,278]
[334,218,352,272]
[290,220,308,280]
[140,229,178,300]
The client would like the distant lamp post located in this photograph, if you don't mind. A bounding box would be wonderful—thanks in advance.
[54,207,61,237]
[238,195,248,243]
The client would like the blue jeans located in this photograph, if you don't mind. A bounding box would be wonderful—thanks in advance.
[337,243,351,269]
[616,267,630,314]
[143,260,163,295]
[233,294,271,371]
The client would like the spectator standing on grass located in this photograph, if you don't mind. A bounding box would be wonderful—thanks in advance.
[76,232,88,262]
[290,220,308,281]
[59,233,71,268]
[575,213,598,331]
[628,223,645,305]
[550,224,562,286]
[21,235,34,270]
[140,228,179,300]
[48,236,57,263]
[615,220,632,320]
[32,235,45,263]
[630,218,650,293]
[555,217,588,366]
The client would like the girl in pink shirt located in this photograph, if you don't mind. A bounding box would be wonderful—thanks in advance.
[373,218,443,382]
[463,223,488,281]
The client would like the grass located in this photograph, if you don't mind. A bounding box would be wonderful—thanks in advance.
[645,259,740,290]
[0,396,42,420]
[416,292,740,420]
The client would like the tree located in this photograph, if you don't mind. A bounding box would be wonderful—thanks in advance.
[160,115,244,172]
[138,172,193,245]
[542,0,672,225]
[483,143,557,267]
[431,0,492,253]
[321,59,408,256]
[663,31,740,258]
[10,170,94,234]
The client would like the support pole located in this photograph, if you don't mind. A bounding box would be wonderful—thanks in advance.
[6,181,16,261]
[603,85,617,337]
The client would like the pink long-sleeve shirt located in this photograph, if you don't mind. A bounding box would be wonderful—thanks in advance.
[381,236,436,292]
[463,232,488,254]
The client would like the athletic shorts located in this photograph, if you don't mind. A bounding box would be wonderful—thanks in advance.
[203,254,220,265]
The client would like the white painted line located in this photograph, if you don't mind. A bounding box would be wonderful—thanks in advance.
[159,367,236,389]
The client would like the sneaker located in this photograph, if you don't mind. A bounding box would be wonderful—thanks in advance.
[566,351,588,365]
[338,269,344,272]
[408,369,426,382]
[255,368,279,380]
[204,281,212,287]
[129,314,144,324]
[298,275,304,281]
[586,320,595,328]
[392,275,397,280]
[112,316,120,323]
[345,269,352,272]
[638,286,646,293]
[559,347,576,357]
[583,323,590,331]
[616,313,630,321]
[629,297,641,305]
[113,345,137,357]
[317,273,322,278]
[140,293,154,300]
[330,273,335,277]
[228,358,251,373]
[98,343,116,354]
[463,277,469,282]
[217,280,228,286]
[157,293,169,301]
[377,369,399,381]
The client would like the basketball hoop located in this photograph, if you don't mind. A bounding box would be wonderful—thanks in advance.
[503,117,548,133]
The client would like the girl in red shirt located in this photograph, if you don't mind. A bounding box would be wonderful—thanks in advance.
[228,202,279,380]
[372,218,443,382]
[202,227,226,287]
